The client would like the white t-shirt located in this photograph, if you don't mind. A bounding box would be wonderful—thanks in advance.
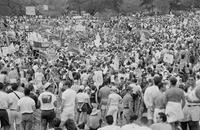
[98,125,121,130]
[76,92,90,103]
[35,72,44,83]
[62,88,76,109]
[0,91,11,109]
[138,126,152,130]
[17,96,35,114]
[8,91,24,110]
[108,93,122,106]
[38,91,57,110]
[121,123,140,130]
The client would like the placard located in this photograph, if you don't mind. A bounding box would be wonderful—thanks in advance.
[26,6,36,15]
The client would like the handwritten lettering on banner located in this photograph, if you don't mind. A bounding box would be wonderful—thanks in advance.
[164,53,174,64]
[26,6,36,15]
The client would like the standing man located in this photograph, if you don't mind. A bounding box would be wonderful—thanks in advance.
[165,76,185,130]
[152,82,166,123]
[17,88,36,130]
[181,76,200,130]
[0,82,12,130]
[9,83,24,130]
[106,86,122,125]
[144,75,162,124]
[38,82,57,130]
[98,80,111,121]
[61,80,76,125]
[122,86,134,124]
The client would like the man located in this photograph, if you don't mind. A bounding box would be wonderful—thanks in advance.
[106,86,122,125]
[122,86,134,124]
[121,115,140,130]
[61,80,76,126]
[165,76,185,130]
[0,82,12,130]
[144,75,162,124]
[181,76,200,130]
[38,82,57,130]
[98,80,111,121]
[98,115,120,130]
[9,83,24,130]
[151,112,172,130]
[17,88,36,130]
[152,82,166,123]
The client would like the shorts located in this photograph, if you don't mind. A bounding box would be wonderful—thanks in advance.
[41,109,56,127]
[0,109,10,127]
[10,110,22,125]
[21,113,33,126]
[61,108,75,122]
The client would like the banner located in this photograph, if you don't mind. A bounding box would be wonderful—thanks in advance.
[43,5,48,10]
[26,6,36,15]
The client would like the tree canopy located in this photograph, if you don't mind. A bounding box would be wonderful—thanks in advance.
[0,0,199,16]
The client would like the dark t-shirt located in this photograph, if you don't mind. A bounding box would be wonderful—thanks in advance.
[54,128,62,130]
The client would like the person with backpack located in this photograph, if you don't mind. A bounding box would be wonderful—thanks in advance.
[8,83,24,130]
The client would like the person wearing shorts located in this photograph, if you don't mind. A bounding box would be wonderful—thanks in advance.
[38,83,57,130]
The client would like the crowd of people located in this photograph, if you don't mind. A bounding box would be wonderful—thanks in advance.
[0,10,200,130]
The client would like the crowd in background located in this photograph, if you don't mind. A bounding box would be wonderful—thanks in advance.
[0,10,200,130]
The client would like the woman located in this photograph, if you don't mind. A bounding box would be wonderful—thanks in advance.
[75,85,91,125]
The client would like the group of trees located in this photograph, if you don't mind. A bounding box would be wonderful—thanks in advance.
[0,0,200,16]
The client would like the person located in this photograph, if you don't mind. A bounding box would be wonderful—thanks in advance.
[38,82,57,130]
[75,85,90,124]
[61,80,76,126]
[51,118,62,130]
[144,75,162,124]
[0,82,12,130]
[138,116,152,130]
[150,112,172,130]
[71,72,81,93]
[121,115,140,130]
[181,76,200,130]
[87,103,102,130]
[165,76,185,130]
[8,83,24,130]
[98,80,111,121]
[64,119,78,130]
[97,115,120,130]
[152,82,166,123]
[106,86,122,125]
[17,88,36,130]
[122,86,134,124]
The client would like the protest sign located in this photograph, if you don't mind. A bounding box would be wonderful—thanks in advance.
[164,53,174,64]
[26,6,36,15]
[43,5,48,10]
